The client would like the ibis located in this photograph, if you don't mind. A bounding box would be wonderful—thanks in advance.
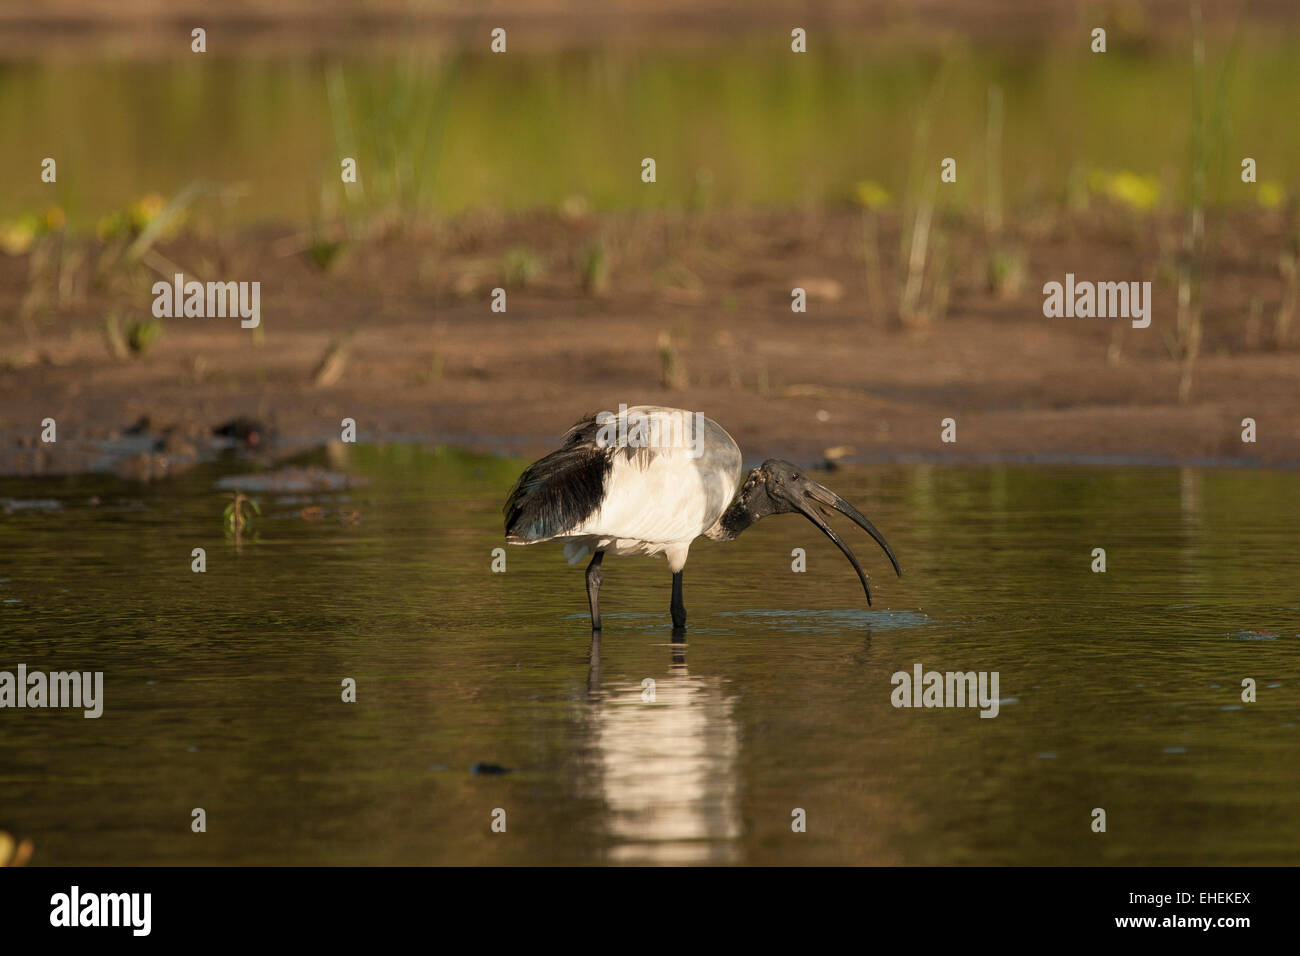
[504,405,902,632]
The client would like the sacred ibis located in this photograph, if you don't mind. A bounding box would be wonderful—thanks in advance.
[504,406,902,632]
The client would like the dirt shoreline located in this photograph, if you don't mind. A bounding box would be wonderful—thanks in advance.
[2,206,1299,480]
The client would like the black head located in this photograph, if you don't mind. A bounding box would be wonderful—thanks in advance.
[732,459,902,605]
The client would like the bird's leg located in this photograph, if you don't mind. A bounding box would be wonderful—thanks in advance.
[585,551,605,631]
[671,571,687,631]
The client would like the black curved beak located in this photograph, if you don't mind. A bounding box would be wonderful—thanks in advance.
[793,480,902,605]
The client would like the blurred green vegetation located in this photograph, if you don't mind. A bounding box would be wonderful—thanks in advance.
[2,33,1296,230]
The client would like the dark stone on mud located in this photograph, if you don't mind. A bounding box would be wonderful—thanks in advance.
[213,417,272,447]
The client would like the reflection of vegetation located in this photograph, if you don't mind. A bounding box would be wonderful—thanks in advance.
[223,491,260,536]
[0,831,33,867]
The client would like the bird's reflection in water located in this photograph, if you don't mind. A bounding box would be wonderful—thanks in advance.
[583,633,742,863]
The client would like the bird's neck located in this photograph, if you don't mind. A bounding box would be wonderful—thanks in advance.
[708,497,759,541]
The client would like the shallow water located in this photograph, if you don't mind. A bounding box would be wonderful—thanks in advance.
[0,446,1297,864]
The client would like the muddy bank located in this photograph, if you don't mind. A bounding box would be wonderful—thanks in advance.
[2,206,1299,478]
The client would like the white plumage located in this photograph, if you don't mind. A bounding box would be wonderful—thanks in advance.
[555,406,741,572]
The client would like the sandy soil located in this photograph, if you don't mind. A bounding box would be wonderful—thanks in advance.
[2,206,1298,479]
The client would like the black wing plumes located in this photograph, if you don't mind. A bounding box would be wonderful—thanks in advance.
[504,414,612,542]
